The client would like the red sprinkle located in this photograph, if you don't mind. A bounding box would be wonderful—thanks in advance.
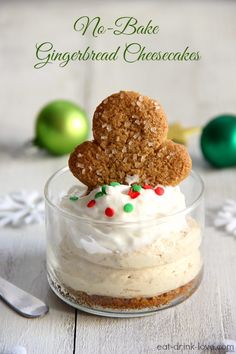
[143,184,153,190]
[128,189,140,199]
[155,187,164,196]
[87,200,96,208]
[105,207,115,217]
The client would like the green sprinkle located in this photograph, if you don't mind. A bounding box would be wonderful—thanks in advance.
[101,185,107,194]
[123,203,134,213]
[69,195,78,201]
[110,182,121,186]
[95,191,104,199]
[132,184,142,192]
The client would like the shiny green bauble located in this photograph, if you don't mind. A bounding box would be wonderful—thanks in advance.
[200,114,236,167]
[35,100,89,155]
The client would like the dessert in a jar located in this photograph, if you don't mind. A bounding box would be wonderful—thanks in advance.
[45,91,204,317]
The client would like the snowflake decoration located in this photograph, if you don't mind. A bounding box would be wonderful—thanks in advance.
[214,199,236,236]
[8,345,27,354]
[0,191,44,227]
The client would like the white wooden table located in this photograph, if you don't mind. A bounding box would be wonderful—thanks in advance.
[0,1,236,353]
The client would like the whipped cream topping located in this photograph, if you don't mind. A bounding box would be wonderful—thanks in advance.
[59,183,189,254]
[62,184,186,222]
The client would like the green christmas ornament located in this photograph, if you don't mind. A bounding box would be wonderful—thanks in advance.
[200,114,236,167]
[34,100,89,155]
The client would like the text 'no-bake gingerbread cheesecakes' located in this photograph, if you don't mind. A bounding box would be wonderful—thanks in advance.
[45,91,204,316]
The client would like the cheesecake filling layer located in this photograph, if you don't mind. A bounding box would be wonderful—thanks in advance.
[48,183,202,298]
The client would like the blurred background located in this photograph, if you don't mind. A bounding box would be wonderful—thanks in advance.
[0,0,236,195]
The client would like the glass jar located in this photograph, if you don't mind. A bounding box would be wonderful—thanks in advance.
[45,167,204,318]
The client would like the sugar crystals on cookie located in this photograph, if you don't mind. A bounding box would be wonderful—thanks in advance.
[69,91,192,188]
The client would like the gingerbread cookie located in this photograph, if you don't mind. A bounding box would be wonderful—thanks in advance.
[69,91,192,188]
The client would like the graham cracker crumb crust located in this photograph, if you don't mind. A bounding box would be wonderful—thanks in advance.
[53,271,202,311]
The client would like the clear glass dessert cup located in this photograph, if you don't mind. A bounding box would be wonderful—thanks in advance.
[45,167,204,318]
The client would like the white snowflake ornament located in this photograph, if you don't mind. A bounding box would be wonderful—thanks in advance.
[214,199,236,236]
[0,191,44,227]
[9,345,27,354]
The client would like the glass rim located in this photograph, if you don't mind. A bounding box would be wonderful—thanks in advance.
[44,166,205,226]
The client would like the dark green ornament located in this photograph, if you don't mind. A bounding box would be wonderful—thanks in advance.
[34,100,89,155]
[200,114,236,167]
